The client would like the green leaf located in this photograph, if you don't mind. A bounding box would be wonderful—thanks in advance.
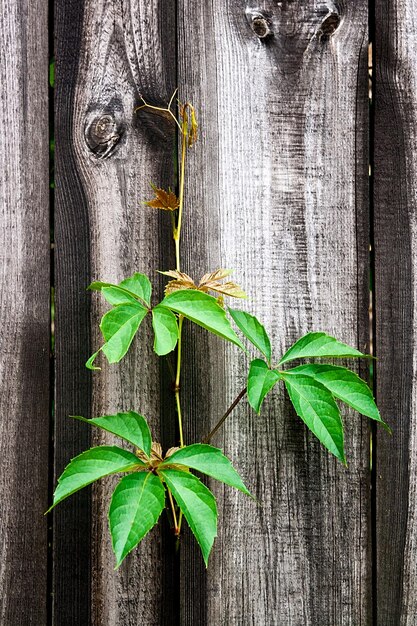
[160,289,244,350]
[228,308,271,362]
[47,446,144,511]
[247,359,281,414]
[279,332,368,365]
[86,349,101,371]
[159,468,217,566]
[89,302,147,368]
[89,272,152,306]
[109,471,165,567]
[160,443,251,496]
[284,364,390,432]
[101,286,138,306]
[281,373,346,463]
[49,58,55,88]
[152,305,179,356]
[119,273,152,306]
[86,283,149,369]
[71,411,152,456]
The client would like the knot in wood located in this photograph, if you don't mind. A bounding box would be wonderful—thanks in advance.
[85,113,123,159]
[245,9,273,39]
[318,11,341,39]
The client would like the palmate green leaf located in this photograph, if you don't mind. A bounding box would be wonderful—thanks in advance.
[160,443,251,496]
[247,359,281,414]
[86,302,148,370]
[120,273,152,305]
[47,446,144,511]
[109,471,165,568]
[281,373,346,463]
[101,286,138,306]
[159,289,244,350]
[284,364,390,431]
[159,468,217,566]
[152,305,179,355]
[228,308,271,363]
[71,411,152,456]
[89,272,152,306]
[279,332,368,365]
[101,303,148,343]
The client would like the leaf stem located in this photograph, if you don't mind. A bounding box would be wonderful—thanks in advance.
[171,103,190,537]
[174,123,187,271]
[167,487,180,535]
[202,387,247,444]
[175,315,185,447]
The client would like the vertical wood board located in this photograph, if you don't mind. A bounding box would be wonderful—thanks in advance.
[54,0,178,624]
[54,0,93,622]
[374,0,417,623]
[177,1,371,624]
[0,0,50,624]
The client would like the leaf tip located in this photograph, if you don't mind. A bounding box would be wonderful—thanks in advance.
[381,421,393,435]
[85,362,101,371]
[114,556,124,570]
[245,488,257,501]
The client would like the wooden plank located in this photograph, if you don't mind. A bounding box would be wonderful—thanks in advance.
[54,0,178,624]
[0,0,50,624]
[374,1,417,623]
[53,1,93,623]
[177,2,371,624]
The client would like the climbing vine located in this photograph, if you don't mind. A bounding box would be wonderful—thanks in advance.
[48,95,388,568]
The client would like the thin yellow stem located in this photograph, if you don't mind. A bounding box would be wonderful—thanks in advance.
[172,106,191,536]
[168,488,179,534]
[175,238,181,272]
[174,129,187,271]
[168,87,179,111]
[134,97,182,132]
[175,315,184,448]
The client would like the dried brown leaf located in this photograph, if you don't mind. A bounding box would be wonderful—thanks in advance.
[199,269,233,285]
[144,185,179,211]
[150,442,163,460]
[161,267,246,299]
[205,281,247,298]
[164,281,194,296]
[199,269,246,299]
[165,446,180,458]
[159,270,192,281]
[160,270,197,295]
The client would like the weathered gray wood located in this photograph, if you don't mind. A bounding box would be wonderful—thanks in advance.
[54,0,177,624]
[54,1,93,623]
[0,0,50,624]
[374,1,417,623]
[178,2,371,624]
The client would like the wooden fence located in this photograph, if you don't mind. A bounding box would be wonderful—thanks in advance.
[1,0,416,624]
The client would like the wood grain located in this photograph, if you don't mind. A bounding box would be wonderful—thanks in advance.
[54,0,178,624]
[54,1,93,623]
[177,1,371,624]
[0,0,50,624]
[374,1,417,623]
